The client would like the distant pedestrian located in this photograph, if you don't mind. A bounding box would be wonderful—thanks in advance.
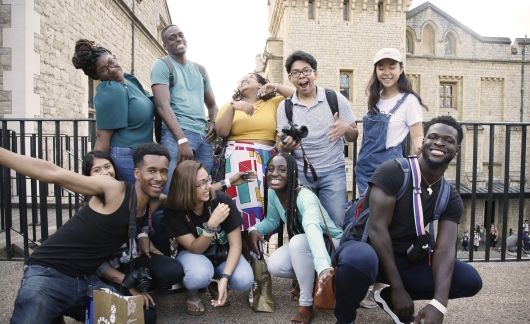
[462,230,470,251]
[489,224,498,249]
[474,230,480,251]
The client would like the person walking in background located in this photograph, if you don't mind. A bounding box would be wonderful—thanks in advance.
[462,230,470,251]
[489,224,498,250]
[72,39,155,183]
[215,73,293,230]
[151,25,218,193]
[474,229,481,251]
[277,50,358,228]
[355,48,426,195]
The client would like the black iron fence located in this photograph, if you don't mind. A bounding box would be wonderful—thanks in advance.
[0,118,529,262]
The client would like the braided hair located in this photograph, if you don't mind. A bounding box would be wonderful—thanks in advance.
[264,153,303,238]
[72,39,112,80]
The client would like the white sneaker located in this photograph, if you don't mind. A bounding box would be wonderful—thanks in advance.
[373,284,405,324]
[360,285,378,309]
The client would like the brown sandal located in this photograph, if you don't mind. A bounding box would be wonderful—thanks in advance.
[290,306,314,324]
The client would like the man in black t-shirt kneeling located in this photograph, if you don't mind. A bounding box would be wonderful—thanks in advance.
[335,116,482,324]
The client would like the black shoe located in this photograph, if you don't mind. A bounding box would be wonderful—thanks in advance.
[373,284,414,324]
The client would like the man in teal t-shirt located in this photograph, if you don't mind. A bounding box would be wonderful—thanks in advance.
[151,24,218,193]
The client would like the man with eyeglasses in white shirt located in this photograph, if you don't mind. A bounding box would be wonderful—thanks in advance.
[276,50,358,228]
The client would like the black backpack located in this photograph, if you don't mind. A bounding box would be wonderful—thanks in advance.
[153,56,207,143]
[340,157,451,244]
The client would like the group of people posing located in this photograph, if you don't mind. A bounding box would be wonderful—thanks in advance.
[3,24,483,324]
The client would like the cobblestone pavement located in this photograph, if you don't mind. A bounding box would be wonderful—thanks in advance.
[0,261,529,323]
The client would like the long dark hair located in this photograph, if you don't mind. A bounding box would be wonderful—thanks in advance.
[366,62,427,114]
[264,153,303,238]
[81,150,120,204]
[232,73,275,101]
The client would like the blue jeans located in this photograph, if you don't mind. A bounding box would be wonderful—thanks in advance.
[299,165,347,228]
[334,240,483,324]
[161,128,213,194]
[11,265,116,324]
[176,251,253,293]
[109,146,135,184]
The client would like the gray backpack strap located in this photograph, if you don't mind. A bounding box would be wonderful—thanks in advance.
[159,56,175,89]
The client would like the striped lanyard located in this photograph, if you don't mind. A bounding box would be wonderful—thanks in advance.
[409,156,426,237]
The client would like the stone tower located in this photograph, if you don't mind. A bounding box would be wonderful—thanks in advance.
[260,0,412,114]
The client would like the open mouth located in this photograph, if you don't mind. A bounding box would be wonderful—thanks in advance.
[298,80,310,90]
[430,148,446,157]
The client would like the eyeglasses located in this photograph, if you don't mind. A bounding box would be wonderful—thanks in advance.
[196,176,212,190]
[289,68,314,78]
[98,55,117,75]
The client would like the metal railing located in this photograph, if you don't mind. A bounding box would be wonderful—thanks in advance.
[0,118,529,262]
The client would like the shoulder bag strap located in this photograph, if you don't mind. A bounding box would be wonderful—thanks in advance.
[388,93,410,115]
[160,56,176,89]
[324,89,339,116]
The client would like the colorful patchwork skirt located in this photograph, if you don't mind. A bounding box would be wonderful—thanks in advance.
[223,141,276,230]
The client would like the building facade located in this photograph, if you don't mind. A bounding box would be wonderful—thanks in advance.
[259,0,529,236]
[0,0,171,120]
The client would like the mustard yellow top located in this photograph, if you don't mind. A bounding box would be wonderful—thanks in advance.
[216,95,284,141]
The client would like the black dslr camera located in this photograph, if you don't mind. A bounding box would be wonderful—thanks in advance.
[122,267,152,293]
[281,121,308,143]
[406,234,432,264]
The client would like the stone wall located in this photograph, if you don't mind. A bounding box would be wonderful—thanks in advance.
[5,0,170,120]
[0,0,11,116]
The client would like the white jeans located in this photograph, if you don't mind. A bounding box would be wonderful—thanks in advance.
[267,234,339,306]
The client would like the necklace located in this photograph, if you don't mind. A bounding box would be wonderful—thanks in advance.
[421,173,443,196]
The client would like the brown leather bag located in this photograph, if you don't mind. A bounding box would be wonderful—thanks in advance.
[312,206,336,310]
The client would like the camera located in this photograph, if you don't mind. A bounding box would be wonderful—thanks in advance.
[406,234,432,264]
[281,121,308,143]
[122,267,152,293]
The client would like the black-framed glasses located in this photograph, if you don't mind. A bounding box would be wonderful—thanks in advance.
[98,55,117,75]
[289,68,314,78]
[196,176,212,189]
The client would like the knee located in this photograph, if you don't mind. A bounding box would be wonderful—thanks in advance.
[454,263,483,297]
[266,252,290,277]
[180,256,214,290]
[336,241,378,282]
[228,259,254,291]
[288,234,309,253]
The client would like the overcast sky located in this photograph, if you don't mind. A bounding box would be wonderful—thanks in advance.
[167,0,530,104]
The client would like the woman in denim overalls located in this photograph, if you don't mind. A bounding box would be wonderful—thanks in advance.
[355,48,427,195]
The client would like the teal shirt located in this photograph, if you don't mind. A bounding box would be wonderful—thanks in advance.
[94,74,154,149]
[255,188,343,274]
[150,58,212,135]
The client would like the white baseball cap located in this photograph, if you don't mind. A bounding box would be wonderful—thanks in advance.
[373,48,403,64]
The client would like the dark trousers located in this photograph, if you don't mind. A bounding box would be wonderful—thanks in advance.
[334,240,483,324]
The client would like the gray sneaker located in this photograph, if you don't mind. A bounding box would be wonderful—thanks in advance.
[373,284,407,324]
[360,285,378,309]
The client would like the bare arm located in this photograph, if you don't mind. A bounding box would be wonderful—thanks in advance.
[0,147,118,197]
[93,129,113,153]
[204,90,218,142]
[259,82,295,98]
[409,122,424,155]
[343,121,358,142]
[151,84,193,160]
[176,233,214,254]
[212,227,242,307]
[214,103,236,137]
[367,185,415,317]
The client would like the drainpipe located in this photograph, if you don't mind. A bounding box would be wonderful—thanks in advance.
[131,0,136,74]
[521,35,526,122]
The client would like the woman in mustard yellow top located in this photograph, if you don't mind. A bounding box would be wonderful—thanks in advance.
[215,73,293,230]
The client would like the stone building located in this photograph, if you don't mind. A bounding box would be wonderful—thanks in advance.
[0,0,171,120]
[258,0,529,238]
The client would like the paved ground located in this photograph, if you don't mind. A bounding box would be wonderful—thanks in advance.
[0,261,529,323]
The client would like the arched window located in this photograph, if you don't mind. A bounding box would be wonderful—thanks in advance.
[343,0,350,21]
[406,30,415,54]
[308,0,315,19]
[444,32,456,55]
[422,24,436,55]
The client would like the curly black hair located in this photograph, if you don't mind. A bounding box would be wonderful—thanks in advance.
[231,73,275,101]
[72,39,112,80]
[423,115,464,144]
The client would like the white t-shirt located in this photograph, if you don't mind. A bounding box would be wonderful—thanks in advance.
[376,92,423,149]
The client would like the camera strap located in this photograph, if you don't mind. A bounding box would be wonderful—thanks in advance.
[299,143,318,183]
